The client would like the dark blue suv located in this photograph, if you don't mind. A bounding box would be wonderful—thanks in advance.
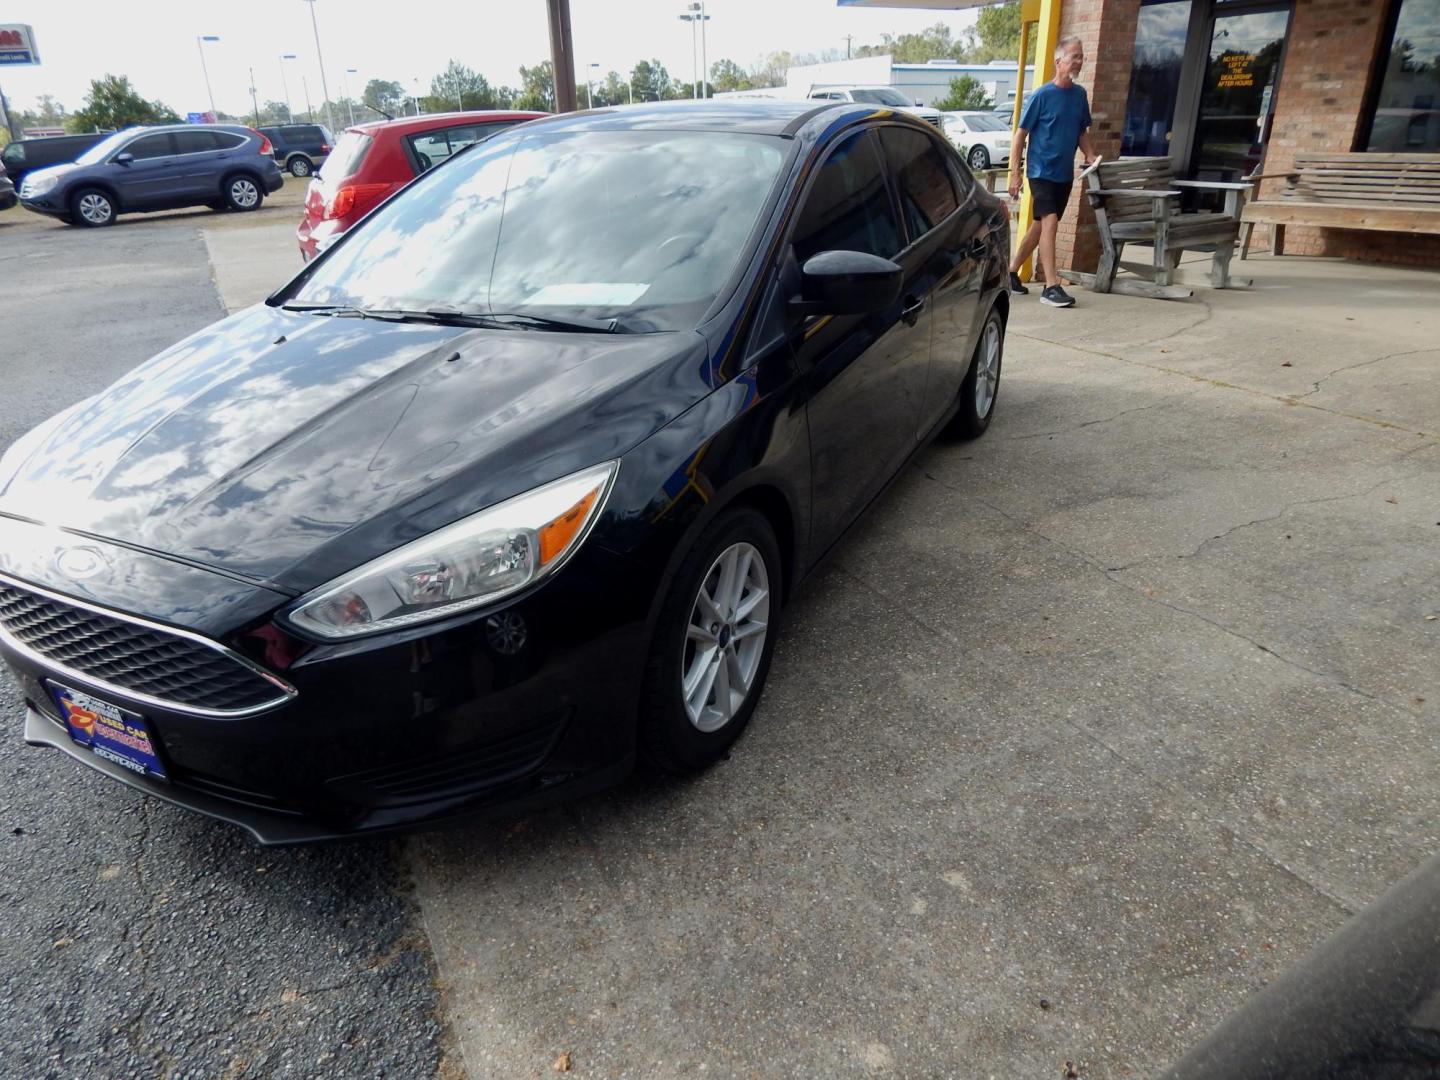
[17,124,284,228]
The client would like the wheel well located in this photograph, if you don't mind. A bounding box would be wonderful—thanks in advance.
[724,485,797,604]
[993,290,1009,326]
[286,152,312,164]
[69,182,119,208]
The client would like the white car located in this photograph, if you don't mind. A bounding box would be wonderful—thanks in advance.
[942,111,1014,171]
[806,86,944,130]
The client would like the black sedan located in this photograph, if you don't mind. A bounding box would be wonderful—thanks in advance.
[0,101,1011,843]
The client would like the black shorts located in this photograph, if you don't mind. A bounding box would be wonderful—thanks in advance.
[1029,177,1074,219]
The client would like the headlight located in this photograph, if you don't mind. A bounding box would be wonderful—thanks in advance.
[284,461,619,639]
[24,174,59,198]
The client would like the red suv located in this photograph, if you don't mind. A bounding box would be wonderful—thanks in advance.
[296,110,545,261]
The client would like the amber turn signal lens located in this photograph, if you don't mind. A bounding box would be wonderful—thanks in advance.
[538,488,600,566]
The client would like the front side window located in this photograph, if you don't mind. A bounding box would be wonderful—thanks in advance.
[292,130,789,332]
[792,129,902,264]
[124,134,175,161]
[880,127,959,241]
[1365,0,1440,151]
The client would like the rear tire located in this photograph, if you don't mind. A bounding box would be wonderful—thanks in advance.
[967,145,991,171]
[639,507,783,773]
[288,156,312,178]
[70,188,116,228]
[223,174,263,212]
[946,305,1004,439]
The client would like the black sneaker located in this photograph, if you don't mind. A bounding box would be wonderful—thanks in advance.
[1039,284,1076,308]
[1008,271,1029,296]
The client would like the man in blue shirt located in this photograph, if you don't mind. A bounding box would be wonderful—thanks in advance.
[1007,36,1097,308]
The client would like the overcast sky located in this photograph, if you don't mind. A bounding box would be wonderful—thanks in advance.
[1,1,981,117]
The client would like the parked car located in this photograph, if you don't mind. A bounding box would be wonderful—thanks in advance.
[941,110,1014,171]
[0,164,15,212]
[0,100,1010,843]
[296,110,544,261]
[17,125,284,228]
[257,123,335,178]
[1,131,112,190]
[805,86,944,129]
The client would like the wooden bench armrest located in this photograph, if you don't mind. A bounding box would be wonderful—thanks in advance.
[1090,188,1181,199]
[1244,171,1300,182]
[1171,180,1253,191]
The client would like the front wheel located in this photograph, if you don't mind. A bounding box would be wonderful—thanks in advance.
[946,305,1004,439]
[70,188,116,228]
[223,175,263,212]
[639,507,782,773]
[967,145,991,171]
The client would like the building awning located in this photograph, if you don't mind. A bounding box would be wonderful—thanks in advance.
[837,0,994,9]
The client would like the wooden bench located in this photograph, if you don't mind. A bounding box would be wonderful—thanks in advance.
[1240,152,1440,258]
[1083,157,1250,296]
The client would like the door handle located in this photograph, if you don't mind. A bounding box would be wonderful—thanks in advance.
[900,295,924,327]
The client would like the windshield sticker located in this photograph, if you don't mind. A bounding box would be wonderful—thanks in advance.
[523,283,650,307]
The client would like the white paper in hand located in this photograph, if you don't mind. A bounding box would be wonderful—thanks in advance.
[1077,155,1104,181]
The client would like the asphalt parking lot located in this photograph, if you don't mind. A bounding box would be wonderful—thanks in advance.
[1,189,1437,1079]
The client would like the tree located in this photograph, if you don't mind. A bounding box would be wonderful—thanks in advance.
[591,71,629,107]
[857,23,960,63]
[630,59,673,103]
[750,51,794,89]
[514,61,555,111]
[710,59,752,93]
[936,75,993,110]
[971,3,1032,63]
[431,60,503,110]
[363,79,406,118]
[66,75,177,133]
[259,99,293,125]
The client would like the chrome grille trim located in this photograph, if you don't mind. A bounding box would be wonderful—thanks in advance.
[0,572,297,718]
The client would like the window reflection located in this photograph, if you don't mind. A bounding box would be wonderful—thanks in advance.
[1121,0,1193,158]
[1367,0,1440,151]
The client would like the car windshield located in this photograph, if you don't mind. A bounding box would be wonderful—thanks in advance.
[74,130,142,165]
[850,88,914,107]
[962,113,1008,132]
[291,129,789,333]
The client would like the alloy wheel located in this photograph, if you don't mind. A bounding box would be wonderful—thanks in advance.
[968,146,990,171]
[78,193,112,225]
[975,317,1001,418]
[230,179,259,208]
[681,541,770,733]
[290,158,310,177]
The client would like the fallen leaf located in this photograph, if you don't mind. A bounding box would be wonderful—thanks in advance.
[1159,348,1171,353]
[1385,496,1400,505]
[1280,361,1292,367]
[553,1051,573,1073]
[1064,1061,1080,1079]
[281,988,301,1004]
[98,865,122,882]
[1415,698,1427,706]
[1426,615,1438,622]
[52,937,74,949]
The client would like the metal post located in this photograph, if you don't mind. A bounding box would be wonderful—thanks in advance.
[345,68,357,124]
[280,55,296,122]
[1014,0,1061,283]
[301,0,336,134]
[546,0,578,113]
[301,74,313,121]
[249,67,260,126]
[699,0,708,98]
[196,36,219,118]
[0,82,21,143]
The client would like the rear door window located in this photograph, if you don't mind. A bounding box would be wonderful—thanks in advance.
[173,130,218,154]
[123,134,176,161]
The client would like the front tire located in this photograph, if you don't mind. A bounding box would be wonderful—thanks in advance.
[288,156,312,178]
[639,507,783,773]
[947,305,1004,439]
[223,175,263,212]
[70,188,116,228]
[967,145,991,171]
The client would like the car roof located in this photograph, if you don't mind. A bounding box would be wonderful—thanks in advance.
[343,110,548,137]
[486,100,904,139]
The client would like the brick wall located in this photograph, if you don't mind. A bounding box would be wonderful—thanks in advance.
[1054,0,1143,273]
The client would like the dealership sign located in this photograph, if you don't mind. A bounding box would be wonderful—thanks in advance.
[0,24,39,65]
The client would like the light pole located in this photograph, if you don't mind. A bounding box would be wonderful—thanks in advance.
[411,79,422,117]
[678,6,710,99]
[279,54,298,121]
[697,2,710,99]
[301,74,314,122]
[677,11,698,98]
[587,62,599,109]
[300,0,336,134]
[344,68,357,124]
[196,35,220,118]
[249,67,260,126]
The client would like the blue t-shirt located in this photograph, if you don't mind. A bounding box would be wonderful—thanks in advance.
[1019,82,1091,183]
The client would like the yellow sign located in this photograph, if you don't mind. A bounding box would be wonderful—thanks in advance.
[1217,52,1256,90]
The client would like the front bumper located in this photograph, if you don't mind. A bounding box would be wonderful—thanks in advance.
[19,194,64,216]
[1,544,649,844]
[0,188,15,212]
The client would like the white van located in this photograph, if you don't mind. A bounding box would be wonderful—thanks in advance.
[806,86,944,129]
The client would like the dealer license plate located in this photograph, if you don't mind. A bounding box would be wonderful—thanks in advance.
[48,682,169,781]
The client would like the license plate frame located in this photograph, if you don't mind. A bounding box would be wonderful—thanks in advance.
[47,681,169,781]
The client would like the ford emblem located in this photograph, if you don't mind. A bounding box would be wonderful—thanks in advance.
[55,545,107,580]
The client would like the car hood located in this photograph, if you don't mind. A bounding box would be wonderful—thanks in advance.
[0,304,711,592]
[19,162,77,188]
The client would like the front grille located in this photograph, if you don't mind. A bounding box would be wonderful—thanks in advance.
[0,581,292,715]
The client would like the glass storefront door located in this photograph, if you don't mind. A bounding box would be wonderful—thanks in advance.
[1121,0,1194,158]
[1188,5,1292,180]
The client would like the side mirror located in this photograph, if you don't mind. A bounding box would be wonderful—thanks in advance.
[114,152,134,166]
[790,250,903,317]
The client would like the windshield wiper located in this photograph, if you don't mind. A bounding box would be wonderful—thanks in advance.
[395,306,622,333]
[280,302,405,321]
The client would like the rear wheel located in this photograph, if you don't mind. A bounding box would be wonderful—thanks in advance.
[288,156,312,178]
[224,175,263,212]
[946,305,1004,439]
[70,188,116,228]
[639,507,782,773]
[967,145,991,171]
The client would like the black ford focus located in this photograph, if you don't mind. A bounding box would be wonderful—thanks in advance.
[0,101,1011,843]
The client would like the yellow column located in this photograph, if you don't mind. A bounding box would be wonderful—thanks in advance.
[1014,0,1063,282]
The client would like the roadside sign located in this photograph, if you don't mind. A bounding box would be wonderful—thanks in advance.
[0,24,39,66]
[186,111,217,124]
